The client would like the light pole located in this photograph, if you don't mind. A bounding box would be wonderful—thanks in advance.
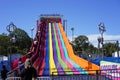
[71,27,74,42]
[98,37,101,54]
[31,27,34,40]
[6,22,16,70]
[63,20,67,36]
[37,30,41,39]
[116,40,119,57]
[98,22,106,59]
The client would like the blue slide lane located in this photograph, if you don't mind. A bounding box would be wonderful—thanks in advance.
[43,24,50,75]
[52,23,64,74]
[56,23,87,73]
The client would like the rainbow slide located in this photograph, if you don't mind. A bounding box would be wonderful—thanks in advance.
[23,15,100,76]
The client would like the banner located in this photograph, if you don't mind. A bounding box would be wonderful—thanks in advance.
[100,61,120,79]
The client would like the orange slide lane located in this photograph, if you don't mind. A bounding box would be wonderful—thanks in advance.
[58,23,100,73]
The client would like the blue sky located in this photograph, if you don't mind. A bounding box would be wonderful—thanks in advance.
[0,0,120,46]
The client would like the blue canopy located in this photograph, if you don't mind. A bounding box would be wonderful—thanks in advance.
[91,57,120,66]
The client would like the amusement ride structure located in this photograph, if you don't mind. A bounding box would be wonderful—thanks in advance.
[9,14,100,77]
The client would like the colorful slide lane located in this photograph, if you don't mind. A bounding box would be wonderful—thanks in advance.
[49,23,58,75]
[33,19,100,76]
[58,23,100,72]
[56,23,87,74]
[43,23,49,75]
[55,23,81,74]
[53,23,72,75]
[52,24,64,75]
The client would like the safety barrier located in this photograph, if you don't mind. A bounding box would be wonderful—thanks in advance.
[5,77,52,80]
[6,69,120,80]
[4,75,111,80]
[6,77,21,80]
[51,69,120,80]
[37,77,52,80]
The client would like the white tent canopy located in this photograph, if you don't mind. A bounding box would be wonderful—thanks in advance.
[112,51,120,57]
[0,55,8,61]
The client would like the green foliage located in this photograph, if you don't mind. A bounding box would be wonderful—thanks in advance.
[14,28,32,51]
[103,42,117,57]
[74,35,88,47]
[0,28,32,55]
[0,33,10,55]
[71,35,119,57]
[72,35,97,55]
[73,35,88,52]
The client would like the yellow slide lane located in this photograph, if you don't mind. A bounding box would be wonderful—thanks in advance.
[58,23,100,73]
[49,23,58,75]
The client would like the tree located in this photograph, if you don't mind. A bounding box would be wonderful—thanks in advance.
[0,28,32,55]
[71,35,98,55]
[74,35,88,46]
[13,28,32,54]
[0,33,10,55]
[73,35,89,52]
[103,42,117,57]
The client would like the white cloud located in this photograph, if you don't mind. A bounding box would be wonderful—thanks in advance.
[87,34,100,42]
[87,34,120,47]
[104,35,120,40]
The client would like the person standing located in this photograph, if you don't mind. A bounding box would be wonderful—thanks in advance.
[1,65,8,80]
[20,58,37,80]
[18,58,22,67]
[18,57,23,76]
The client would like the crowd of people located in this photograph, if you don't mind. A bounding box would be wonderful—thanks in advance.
[1,65,8,80]
[21,58,37,80]
[1,57,37,80]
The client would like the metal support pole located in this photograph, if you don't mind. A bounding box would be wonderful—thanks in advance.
[6,22,16,70]
[101,35,104,59]
[31,27,34,40]
[63,20,65,31]
[71,27,74,42]
[63,20,67,36]
[98,37,101,54]
[10,39,12,70]
[116,40,119,57]
[98,22,106,59]
[66,20,67,37]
